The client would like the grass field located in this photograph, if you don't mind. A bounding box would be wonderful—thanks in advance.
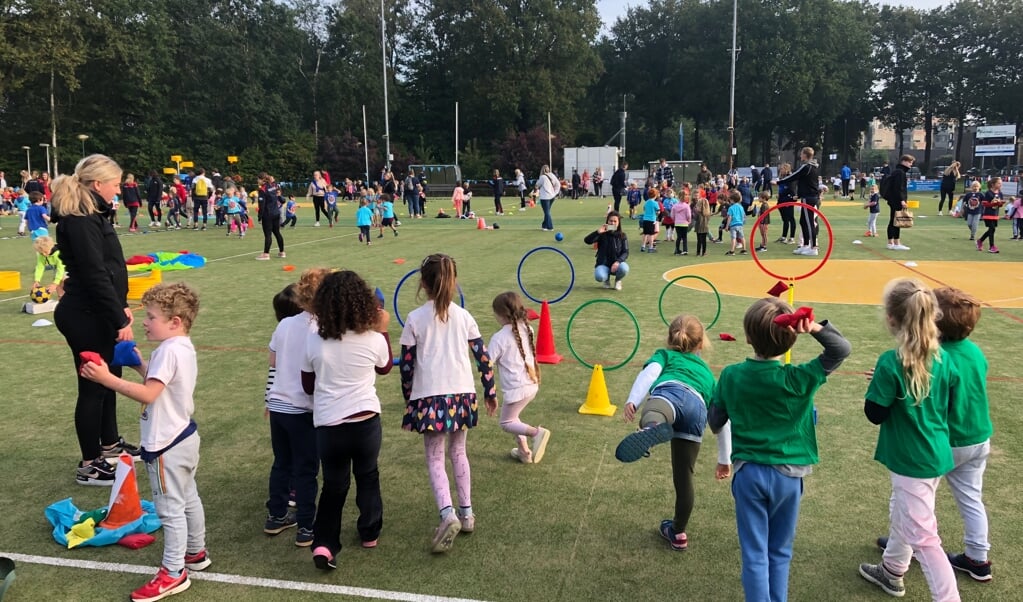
[0,192,1020,601]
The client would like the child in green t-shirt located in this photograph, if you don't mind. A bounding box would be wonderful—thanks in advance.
[858,278,960,601]
[707,298,850,602]
[615,315,731,552]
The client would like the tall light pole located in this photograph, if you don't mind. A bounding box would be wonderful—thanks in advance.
[379,0,391,173]
[77,134,90,158]
[727,0,738,173]
[21,146,31,174]
[40,143,51,175]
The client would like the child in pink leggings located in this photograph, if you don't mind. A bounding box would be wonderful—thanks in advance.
[399,254,496,553]
[488,292,550,464]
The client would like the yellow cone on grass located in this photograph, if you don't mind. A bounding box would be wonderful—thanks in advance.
[579,364,616,416]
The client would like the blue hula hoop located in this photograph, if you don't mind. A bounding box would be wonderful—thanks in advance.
[393,269,465,327]
[517,246,575,305]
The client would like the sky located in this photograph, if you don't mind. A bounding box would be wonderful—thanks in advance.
[597,0,951,29]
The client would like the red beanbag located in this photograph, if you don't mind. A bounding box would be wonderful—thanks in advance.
[80,351,103,365]
[118,533,156,549]
[718,333,736,341]
[773,306,815,328]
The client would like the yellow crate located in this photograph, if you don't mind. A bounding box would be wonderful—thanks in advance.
[127,270,162,300]
[0,271,21,292]
[906,200,920,209]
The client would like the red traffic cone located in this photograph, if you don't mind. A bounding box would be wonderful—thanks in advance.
[535,300,562,364]
[100,453,144,529]
[477,217,486,229]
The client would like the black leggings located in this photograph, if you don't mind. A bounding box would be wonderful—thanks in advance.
[54,302,124,461]
[696,232,708,256]
[799,197,820,247]
[670,439,701,533]
[494,194,503,214]
[779,204,797,238]
[262,215,284,253]
[147,201,162,222]
[887,204,902,241]
[977,220,997,247]
[312,196,325,222]
[127,205,139,229]
[612,188,624,213]
[939,189,955,212]
[192,197,208,225]
[674,225,689,253]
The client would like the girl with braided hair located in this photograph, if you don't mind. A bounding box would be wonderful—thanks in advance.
[488,292,550,465]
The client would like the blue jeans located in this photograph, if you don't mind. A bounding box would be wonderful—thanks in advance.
[267,411,319,529]
[540,198,555,230]
[732,463,803,602]
[594,262,629,283]
[648,382,706,441]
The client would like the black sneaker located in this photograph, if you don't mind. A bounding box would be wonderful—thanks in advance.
[313,546,336,570]
[264,512,297,535]
[101,437,142,461]
[948,553,992,582]
[295,527,314,547]
[615,423,674,463]
[876,536,888,551]
[76,457,116,486]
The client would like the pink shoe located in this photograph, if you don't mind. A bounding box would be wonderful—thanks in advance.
[976,241,983,251]
[989,246,999,253]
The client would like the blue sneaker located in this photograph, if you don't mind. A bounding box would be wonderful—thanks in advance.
[615,423,674,463]
[659,520,688,551]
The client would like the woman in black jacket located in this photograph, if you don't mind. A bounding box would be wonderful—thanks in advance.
[939,161,960,215]
[584,211,630,291]
[51,154,138,486]
[256,172,285,260]
[145,169,163,227]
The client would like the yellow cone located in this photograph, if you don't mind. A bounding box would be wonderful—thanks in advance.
[578,364,616,416]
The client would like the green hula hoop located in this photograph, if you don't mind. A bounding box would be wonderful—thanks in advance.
[658,275,722,328]
[566,298,640,371]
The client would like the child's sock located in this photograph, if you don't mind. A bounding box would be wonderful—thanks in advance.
[457,505,474,519]
[440,506,455,521]
[166,568,184,578]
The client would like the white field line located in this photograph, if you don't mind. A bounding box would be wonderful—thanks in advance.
[0,552,489,602]
[558,442,608,598]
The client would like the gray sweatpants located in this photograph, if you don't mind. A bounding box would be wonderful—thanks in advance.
[145,432,207,572]
[966,214,981,239]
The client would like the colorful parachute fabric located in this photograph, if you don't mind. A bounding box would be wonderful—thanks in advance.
[45,498,161,549]
[126,251,206,272]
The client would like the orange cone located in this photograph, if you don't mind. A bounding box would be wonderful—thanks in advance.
[247,216,255,228]
[579,364,616,416]
[477,217,486,229]
[535,300,562,364]
[100,453,144,529]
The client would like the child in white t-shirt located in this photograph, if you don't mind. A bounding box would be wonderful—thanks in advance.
[81,282,210,602]
[399,254,496,553]
[488,292,549,464]
[302,270,393,570]
[264,268,328,546]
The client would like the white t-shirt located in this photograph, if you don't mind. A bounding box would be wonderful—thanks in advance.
[140,336,197,451]
[302,329,390,427]
[267,312,316,413]
[399,301,481,399]
[488,323,539,403]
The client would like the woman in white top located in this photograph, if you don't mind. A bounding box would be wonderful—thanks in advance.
[306,170,328,226]
[537,165,560,231]
[514,168,527,208]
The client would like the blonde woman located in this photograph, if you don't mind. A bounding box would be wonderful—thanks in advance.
[939,161,961,215]
[307,170,328,226]
[514,168,527,208]
[51,154,139,486]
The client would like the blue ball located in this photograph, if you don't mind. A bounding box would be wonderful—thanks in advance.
[555,232,564,242]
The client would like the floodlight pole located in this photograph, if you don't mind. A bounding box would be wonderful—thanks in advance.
[727,0,738,173]
[380,0,391,172]
[548,112,553,169]
[363,104,370,182]
[455,101,459,168]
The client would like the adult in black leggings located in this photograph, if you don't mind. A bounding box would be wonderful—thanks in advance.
[145,170,163,225]
[799,196,820,249]
[257,174,285,259]
[51,154,138,485]
[308,170,328,225]
[938,162,960,215]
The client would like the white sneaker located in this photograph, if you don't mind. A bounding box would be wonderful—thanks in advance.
[315,221,321,227]
[804,248,819,256]
[792,247,804,255]
[886,243,896,250]
[893,244,910,251]
[938,211,943,216]
[615,281,622,291]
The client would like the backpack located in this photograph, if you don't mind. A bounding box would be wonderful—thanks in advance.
[879,173,898,202]
[193,178,208,197]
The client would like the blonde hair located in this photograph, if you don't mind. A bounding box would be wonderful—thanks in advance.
[50,155,122,217]
[293,267,331,312]
[779,162,792,177]
[970,181,981,192]
[32,235,56,255]
[124,173,136,184]
[800,147,815,160]
[882,278,942,404]
[141,282,200,333]
[492,291,539,384]
[666,315,709,354]
[943,162,960,177]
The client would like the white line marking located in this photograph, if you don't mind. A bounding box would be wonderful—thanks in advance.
[1,552,489,602]
[558,443,607,598]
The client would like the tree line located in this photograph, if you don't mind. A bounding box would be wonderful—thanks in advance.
[2,0,1021,184]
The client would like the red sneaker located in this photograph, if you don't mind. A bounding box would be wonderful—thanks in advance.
[131,567,190,601]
